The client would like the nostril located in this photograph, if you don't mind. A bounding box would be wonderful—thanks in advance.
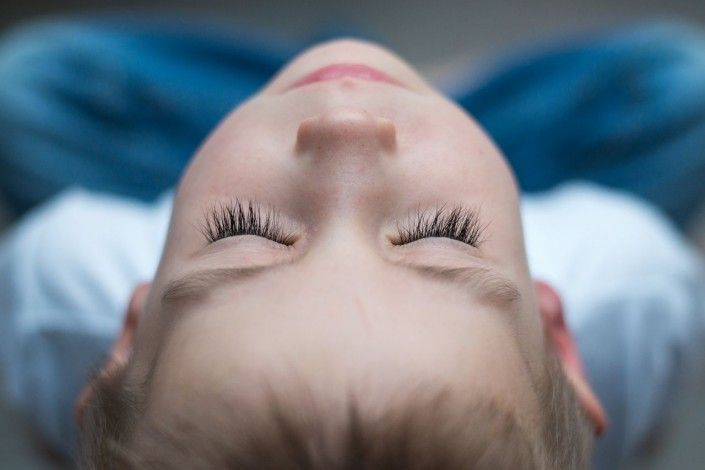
[295,116,318,153]
[376,117,397,151]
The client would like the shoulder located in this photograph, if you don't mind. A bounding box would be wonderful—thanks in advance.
[522,183,705,460]
[521,182,705,355]
[525,184,705,462]
[0,189,173,451]
[0,188,172,328]
[521,182,701,288]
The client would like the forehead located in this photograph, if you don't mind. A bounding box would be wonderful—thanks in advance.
[155,261,528,376]
[146,264,541,432]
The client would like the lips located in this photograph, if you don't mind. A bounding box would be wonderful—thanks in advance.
[288,63,406,90]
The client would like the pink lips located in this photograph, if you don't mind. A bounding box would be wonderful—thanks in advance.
[288,63,406,90]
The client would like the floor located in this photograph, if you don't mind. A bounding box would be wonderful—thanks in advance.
[1,1,704,468]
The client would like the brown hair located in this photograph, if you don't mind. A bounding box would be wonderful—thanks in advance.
[78,349,592,469]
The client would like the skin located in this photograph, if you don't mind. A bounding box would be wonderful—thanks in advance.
[78,39,606,439]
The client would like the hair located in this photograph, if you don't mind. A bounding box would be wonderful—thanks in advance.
[77,342,592,470]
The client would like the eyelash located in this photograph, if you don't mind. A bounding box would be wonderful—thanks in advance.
[202,200,297,246]
[202,201,485,248]
[394,206,486,248]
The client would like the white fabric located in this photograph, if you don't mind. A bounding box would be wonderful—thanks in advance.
[521,184,705,467]
[0,183,703,467]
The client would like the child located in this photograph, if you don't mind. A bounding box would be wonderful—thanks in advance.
[0,18,703,469]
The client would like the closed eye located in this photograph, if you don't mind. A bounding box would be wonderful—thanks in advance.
[201,199,297,246]
[393,205,487,248]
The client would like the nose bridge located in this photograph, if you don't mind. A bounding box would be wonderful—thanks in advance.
[296,106,397,158]
[294,106,397,219]
[302,218,382,282]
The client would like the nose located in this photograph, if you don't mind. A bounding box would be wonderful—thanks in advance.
[295,106,397,157]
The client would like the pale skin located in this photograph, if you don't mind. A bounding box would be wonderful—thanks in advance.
[77,38,606,438]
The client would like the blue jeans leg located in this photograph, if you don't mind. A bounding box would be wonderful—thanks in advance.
[0,16,299,214]
[452,21,705,227]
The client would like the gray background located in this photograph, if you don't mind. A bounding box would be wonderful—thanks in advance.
[1,1,704,468]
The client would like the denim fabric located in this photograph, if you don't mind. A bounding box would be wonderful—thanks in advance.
[0,16,298,212]
[452,21,705,226]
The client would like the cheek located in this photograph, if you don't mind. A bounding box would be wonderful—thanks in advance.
[180,135,286,201]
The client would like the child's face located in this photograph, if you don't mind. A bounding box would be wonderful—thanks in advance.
[128,39,555,431]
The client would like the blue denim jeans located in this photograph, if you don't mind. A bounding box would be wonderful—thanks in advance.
[452,21,705,227]
[2,18,705,228]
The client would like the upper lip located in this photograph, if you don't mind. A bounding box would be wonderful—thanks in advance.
[286,63,407,91]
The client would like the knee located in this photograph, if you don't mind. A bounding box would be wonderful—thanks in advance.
[0,20,78,70]
[0,19,112,92]
[602,20,705,64]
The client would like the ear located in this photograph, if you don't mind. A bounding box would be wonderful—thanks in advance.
[534,280,607,436]
[75,282,151,424]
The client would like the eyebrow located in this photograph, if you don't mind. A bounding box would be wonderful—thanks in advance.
[408,264,521,307]
[162,265,272,306]
[161,262,520,309]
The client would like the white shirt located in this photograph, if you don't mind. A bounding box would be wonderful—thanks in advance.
[0,183,703,468]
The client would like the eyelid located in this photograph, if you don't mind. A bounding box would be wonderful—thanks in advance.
[201,199,299,246]
[391,205,486,248]
[203,233,294,252]
[394,236,479,251]
[194,234,298,262]
[384,236,489,272]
